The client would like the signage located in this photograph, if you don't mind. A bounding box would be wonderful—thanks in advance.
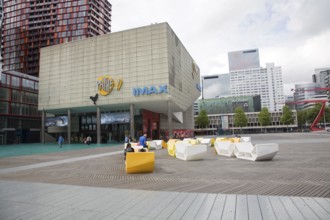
[96,75,123,96]
[133,85,168,96]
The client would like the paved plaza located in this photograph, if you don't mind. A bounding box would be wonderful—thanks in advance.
[0,132,330,219]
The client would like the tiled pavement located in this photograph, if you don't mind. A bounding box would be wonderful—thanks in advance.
[0,132,330,219]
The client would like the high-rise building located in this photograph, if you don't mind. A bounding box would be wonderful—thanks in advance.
[228,49,260,71]
[1,0,112,77]
[230,63,285,112]
[312,68,330,88]
[0,0,4,74]
[294,83,328,110]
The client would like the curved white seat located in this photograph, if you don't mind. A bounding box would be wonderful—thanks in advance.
[234,142,279,161]
[214,142,235,157]
[175,142,207,161]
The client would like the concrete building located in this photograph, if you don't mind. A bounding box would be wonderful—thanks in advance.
[313,68,330,88]
[38,23,201,143]
[1,0,112,77]
[196,95,261,115]
[230,63,285,112]
[0,0,3,74]
[194,111,298,134]
[294,83,328,110]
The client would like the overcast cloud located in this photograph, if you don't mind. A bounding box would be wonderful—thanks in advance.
[110,0,330,95]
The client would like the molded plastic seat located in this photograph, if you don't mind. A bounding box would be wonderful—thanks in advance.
[167,139,179,157]
[125,152,155,174]
[234,142,279,161]
[214,141,235,157]
[175,142,207,161]
[148,140,163,150]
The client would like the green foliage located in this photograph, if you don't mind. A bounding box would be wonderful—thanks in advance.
[234,107,248,128]
[280,105,294,125]
[258,107,271,126]
[297,111,307,128]
[298,104,330,127]
[195,109,209,128]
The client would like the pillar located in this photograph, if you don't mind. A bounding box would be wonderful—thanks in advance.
[67,109,71,144]
[130,104,135,140]
[41,109,45,144]
[97,106,101,144]
[167,100,173,138]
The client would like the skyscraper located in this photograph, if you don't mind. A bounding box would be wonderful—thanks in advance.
[1,0,112,77]
[228,49,260,71]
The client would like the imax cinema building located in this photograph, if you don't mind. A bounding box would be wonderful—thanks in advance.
[38,23,201,144]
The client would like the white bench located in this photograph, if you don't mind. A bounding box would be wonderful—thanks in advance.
[214,141,235,157]
[148,140,163,150]
[240,136,251,142]
[234,142,279,161]
[200,138,213,147]
[175,142,207,161]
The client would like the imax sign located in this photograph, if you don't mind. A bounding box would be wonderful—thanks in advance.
[133,85,168,96]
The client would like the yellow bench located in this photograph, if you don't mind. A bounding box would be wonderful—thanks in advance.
[167,139,179,157]
[125,152,155,174]
[215,137,241,143]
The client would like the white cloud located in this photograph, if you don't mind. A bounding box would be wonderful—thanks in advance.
[110,0,330,96]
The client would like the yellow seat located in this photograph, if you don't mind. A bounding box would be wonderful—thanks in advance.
[167,139,179,157]
[126,152,154,174]
[162,140,167,149]
[216,137,241,143]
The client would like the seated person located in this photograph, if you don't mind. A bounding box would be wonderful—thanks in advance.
[124,143,135,160]
[139,133,148,148]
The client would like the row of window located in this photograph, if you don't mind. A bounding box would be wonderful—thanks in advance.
[0,101,39,116]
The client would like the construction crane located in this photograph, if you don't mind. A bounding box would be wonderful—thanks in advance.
[286,87,330,131]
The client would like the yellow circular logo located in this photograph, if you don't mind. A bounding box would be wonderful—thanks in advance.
[96,76,115,96]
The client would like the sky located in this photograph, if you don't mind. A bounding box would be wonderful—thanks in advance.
[110,0,330,96]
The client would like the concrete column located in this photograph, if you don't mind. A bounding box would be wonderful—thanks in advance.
[130,104,135,140]
[97,107,101,144]
[67,109,71,144]
[41,109,45,144]
[167,100,173,138]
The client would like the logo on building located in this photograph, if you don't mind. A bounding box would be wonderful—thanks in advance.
[96,76,123,96]
[133,85,168,96]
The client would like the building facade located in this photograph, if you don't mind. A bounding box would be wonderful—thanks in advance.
[38,23,201,143]
[194,111,298,134]
[230,63,285,112]
[0,71,40,144]
[1,0,112,77]
[294,83,328,110]
[196,95,261,115]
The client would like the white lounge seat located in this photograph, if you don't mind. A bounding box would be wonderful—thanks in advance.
[200,138,212,147]
[214,141,235,157]
[148,140,163,150]
[175,142,207,161]
[234,142,279,161]
[240,136,251,142]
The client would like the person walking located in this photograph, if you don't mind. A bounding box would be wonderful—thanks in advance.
[86,135,92,145]
[58,135,64,148]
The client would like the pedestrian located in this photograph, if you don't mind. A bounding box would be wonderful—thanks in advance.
[139,133,148,148]
[58,135,64,148]
[86,135,92,145]
[124,143,135,160]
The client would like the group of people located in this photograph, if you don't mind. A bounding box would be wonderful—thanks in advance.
[57,135,92,148]
[124,133,148,159]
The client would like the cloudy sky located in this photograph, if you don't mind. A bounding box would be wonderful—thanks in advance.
[110,0,330,95]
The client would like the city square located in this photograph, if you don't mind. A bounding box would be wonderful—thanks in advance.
[1,132,330,219]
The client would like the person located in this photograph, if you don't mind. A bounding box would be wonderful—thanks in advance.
[58,135,64,148]
[125,134,131,143]
[86,135,92,145]
[124,143,135,160]
[139,133,147,148]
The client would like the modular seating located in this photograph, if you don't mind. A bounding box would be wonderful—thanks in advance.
[175,142,207,161]
[214,141,235,157]
[167,139,179,157]
[215,137,241,143]
[125,152,155,174]
[200,138,214,147]
[234,142,279,161]
[148,140,163,150]
[240,137,251,142]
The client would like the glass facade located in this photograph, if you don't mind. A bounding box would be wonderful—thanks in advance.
[0,71,40,144]
[1,0,112,77]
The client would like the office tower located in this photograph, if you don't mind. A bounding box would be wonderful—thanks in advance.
[0,0,3,74]
[202,73,230,99]
[312,68,330,88]
[294,83,328,110]
[230,63,285,112]
[1,0,112,77]
[228,49,260,71]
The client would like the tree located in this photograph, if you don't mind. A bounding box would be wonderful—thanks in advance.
[234,107,248,133]
[281,105,294,132]
[297,110,307,129]
[258,107,271,133]
[195,109,209,129]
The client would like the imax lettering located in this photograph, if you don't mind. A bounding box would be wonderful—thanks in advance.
[133,85,168,96]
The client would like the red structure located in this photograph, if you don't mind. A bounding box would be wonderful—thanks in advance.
[288,87,330,131]
[1,0,112,77]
